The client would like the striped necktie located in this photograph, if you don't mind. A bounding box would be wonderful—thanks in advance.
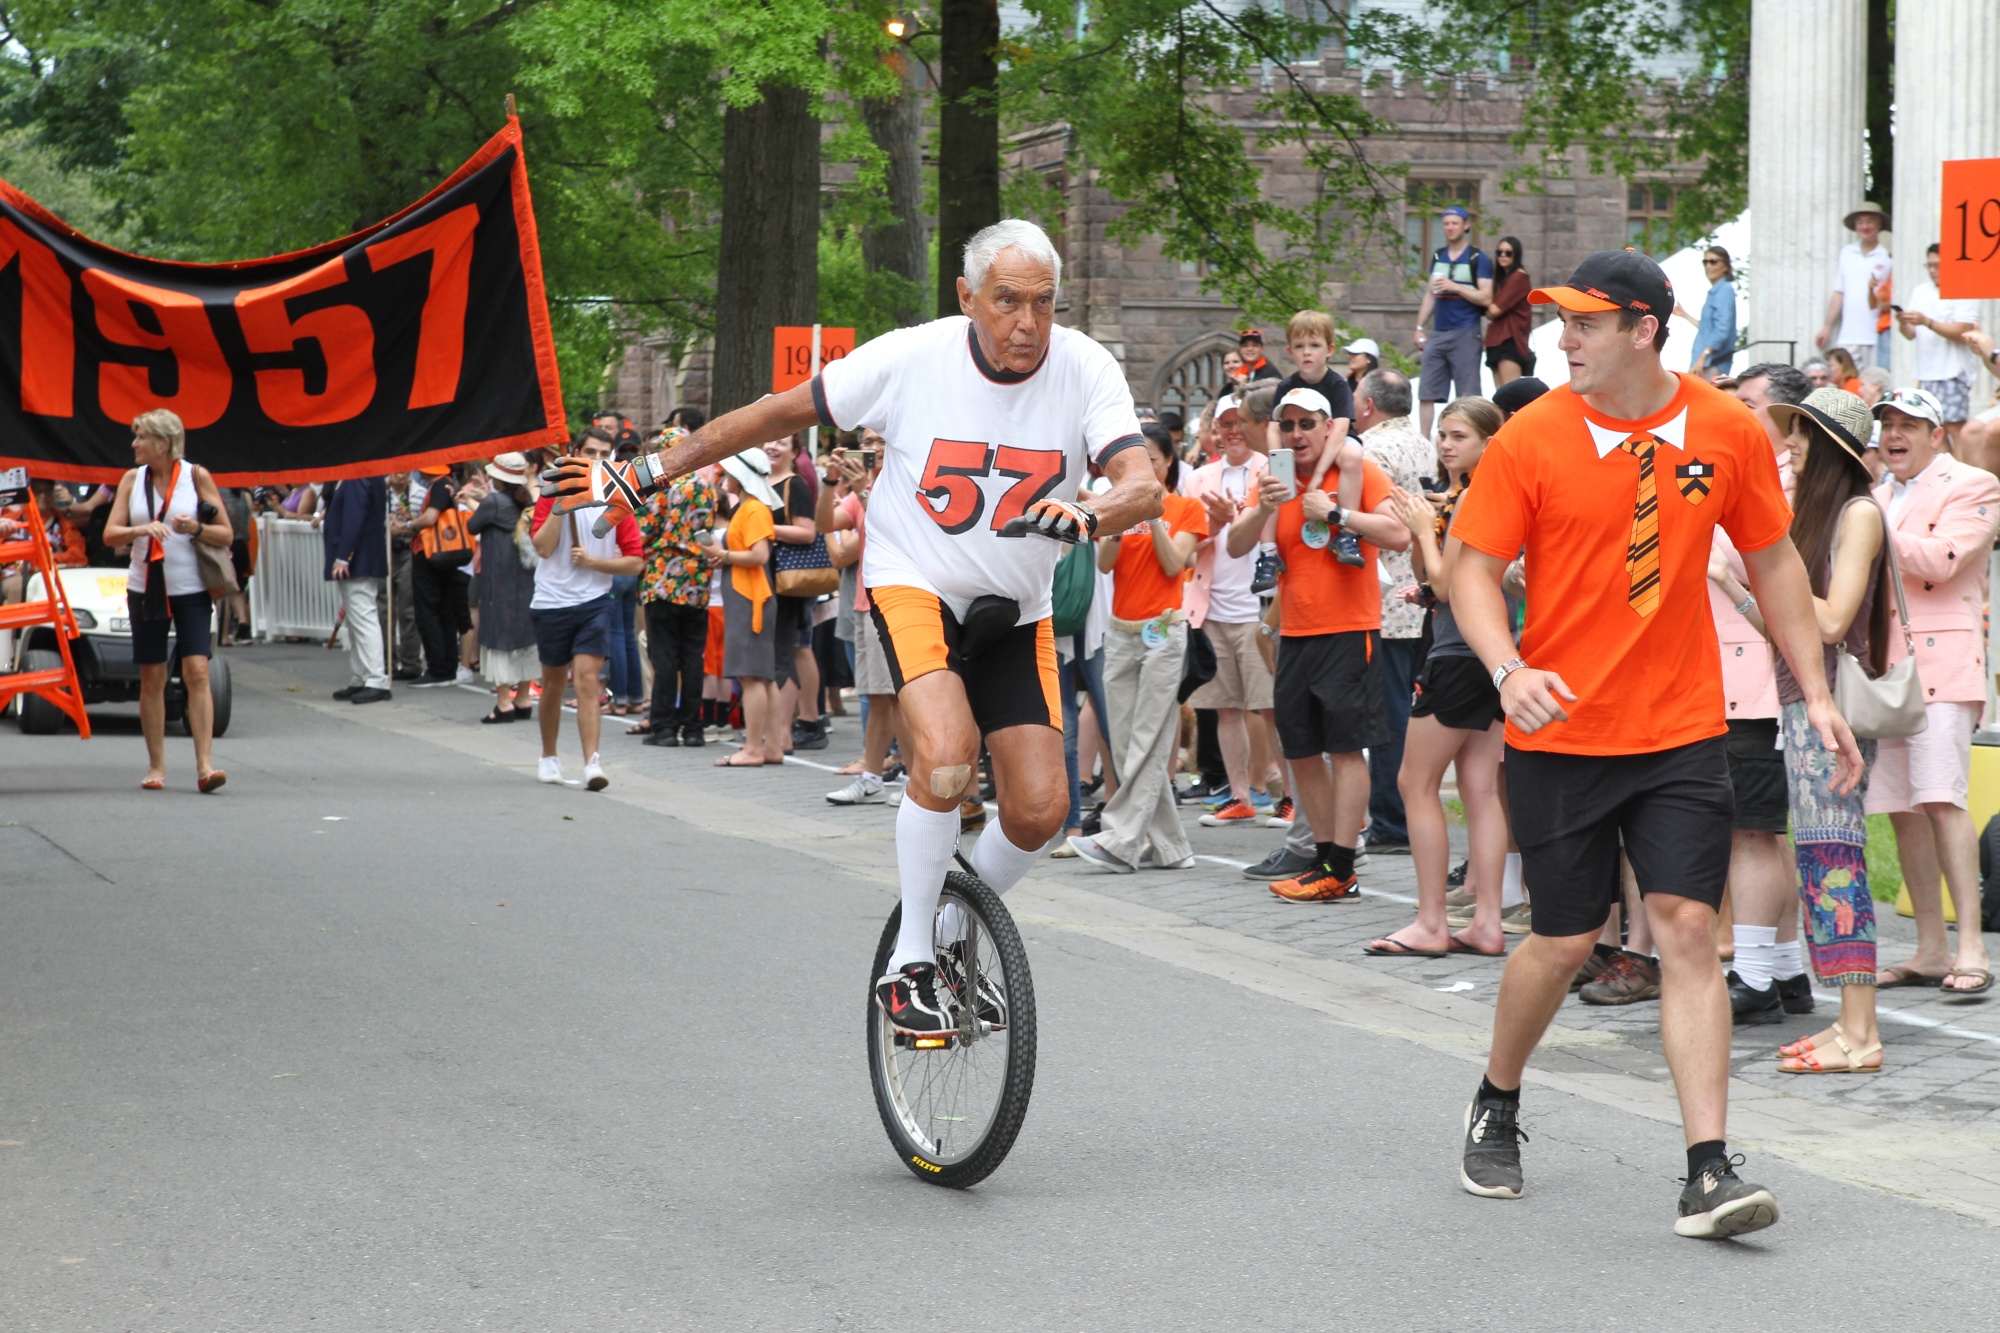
[1617,433,1660,618]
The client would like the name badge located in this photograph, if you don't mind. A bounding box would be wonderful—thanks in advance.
[1141,618,1168,648]
[1301,519,1331,550]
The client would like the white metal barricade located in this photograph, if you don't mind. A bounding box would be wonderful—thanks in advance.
[250,514,340,642]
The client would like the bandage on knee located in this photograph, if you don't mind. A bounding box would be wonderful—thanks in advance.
[930,764,972,800]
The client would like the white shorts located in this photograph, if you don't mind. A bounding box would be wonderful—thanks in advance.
[1186,618,1275,710]
[1864,700,1981,812]
[854,610,897,697]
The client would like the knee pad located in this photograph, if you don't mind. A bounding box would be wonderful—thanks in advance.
[930,763,973,801]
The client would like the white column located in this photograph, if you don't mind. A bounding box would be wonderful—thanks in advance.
[1891,0,2000,390]
[1747,0,1865,366]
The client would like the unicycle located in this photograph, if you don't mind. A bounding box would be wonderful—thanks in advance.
[867,861,1037,1187]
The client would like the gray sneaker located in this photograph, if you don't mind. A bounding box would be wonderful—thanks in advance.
[1674,1155,1779,1239]
[1460,1095,1526,1200]
[826,774,886,805]
[1243,847,1314,880]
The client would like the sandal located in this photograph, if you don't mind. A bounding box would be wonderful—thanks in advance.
[141,776,165,790]
[480,707,517,724]
[1778,1022,1841,1061]
[1942,967,1994,998]
[197,770,228,794]
[625,721,655,736]
[714,753,764,768]
[1779,1029,1881,1074]
[1877,962,1946,989]
[1447,931,1504,956]
[509,705,535,721]
[1364,936,1447,958]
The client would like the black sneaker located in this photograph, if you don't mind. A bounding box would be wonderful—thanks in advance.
[680,729,706,748]
[1675,1154,1779,1239]
[641,731,680,747]
[1332,526,1366,569]
[1727,971,1783,1026]
[409,674,454,688]
[1249,550,1284,594]
[1176,776,1228,805]
[392,667,424,682]
[874,962,959,1038]
[940,939,1007,1030]
[332,685,362,700]
[794,720,829,751]
[1460,1094,1526,1199]
[1243,846,1314,880]
[349,687,392,705]
[1776,971,1815,1014]
[1446,859,1468,888]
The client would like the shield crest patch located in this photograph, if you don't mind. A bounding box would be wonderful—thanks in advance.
[1675,460,1713,505]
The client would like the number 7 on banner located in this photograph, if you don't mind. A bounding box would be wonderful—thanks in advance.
[367,204,479,408]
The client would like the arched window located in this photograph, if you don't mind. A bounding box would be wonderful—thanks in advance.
[1149,332,1241,423]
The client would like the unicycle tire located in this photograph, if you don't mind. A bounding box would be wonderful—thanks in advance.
[866,870,1036,1188]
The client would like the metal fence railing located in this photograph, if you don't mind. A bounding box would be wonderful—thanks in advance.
[250,515,340,642]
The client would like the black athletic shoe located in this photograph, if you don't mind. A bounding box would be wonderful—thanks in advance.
[1727,971,1783,1026]
[875,962,959,1038]
[349,687,392,705]
[1674,1154,1779,1238]
[1446,859,1468,888]
[679,729,706,748]
[641,731,679,747]
[1176,776,1228,805]
[1250,550,1284,594]
[1243,847,1315,880]
[1776,971,1816,1014]
[1333,527,1365,569]
[332,685,362,701]
[940,939,1008,1030]
[1460,1095,1526,1199]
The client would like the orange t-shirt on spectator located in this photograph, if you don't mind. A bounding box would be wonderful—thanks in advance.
[1111,493,1209,621]
[1451,373,1792,756]
[1275,457,1393,637]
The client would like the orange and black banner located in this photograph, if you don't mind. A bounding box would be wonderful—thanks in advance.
[0,117,565,486]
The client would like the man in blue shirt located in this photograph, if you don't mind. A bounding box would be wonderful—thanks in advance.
[1414,206,1492,435]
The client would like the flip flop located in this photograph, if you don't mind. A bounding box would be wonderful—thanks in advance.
[625,721,655,736]
[197,770,228,794]
[1942,967,1994,998]
[1447,931,1504,956]
[141,777,165,790]
[1877,962,1946,989]
[714,754,764,768]
[1364,937,1448,958]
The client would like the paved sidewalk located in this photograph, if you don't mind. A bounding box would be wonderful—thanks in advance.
[231,644,2000,1214]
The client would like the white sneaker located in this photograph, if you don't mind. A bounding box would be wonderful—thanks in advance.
[455,665,477,685]
[584,753,608,792]
[537,756,564,785]
[1066,834,1135,874]
[827,774,886,805]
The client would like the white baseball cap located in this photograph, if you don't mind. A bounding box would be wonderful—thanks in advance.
[1277,387,1332,416]
[1872,386,1945,428]
[1343,337,1381,357]
[1212,393,1241,419]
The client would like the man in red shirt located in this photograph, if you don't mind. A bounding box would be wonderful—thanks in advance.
[1225,387,1409,902]
[1448,250,1862,1238]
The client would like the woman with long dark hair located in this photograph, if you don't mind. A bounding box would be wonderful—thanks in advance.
[1482,236,1533,386]
[1677,245,1738,379]
[1712,388,1891,1073]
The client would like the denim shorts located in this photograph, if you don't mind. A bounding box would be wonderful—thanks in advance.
[531,595,614,666]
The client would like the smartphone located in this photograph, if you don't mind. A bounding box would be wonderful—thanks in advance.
[1268,448,1297,500]
[1419,474,1450,494]
[1890,304,1904,314]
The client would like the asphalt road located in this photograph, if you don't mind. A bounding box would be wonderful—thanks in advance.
[3,654,1995,1331]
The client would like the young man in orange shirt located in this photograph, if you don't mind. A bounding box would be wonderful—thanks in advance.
[1226,387,1411,902]
[1448,251,1862,1238]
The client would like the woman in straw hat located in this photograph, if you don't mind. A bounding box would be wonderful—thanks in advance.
[467,453,541,721]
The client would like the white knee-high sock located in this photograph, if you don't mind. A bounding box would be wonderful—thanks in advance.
[968,821,1042,895]
[1501,853,1525,909]
[889,797,964,970]
[1733,924,1778,990]
[1770,938,1805,982]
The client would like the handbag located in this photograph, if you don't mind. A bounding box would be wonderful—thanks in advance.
[194,532,239,597]
[1177,623,1217,703]
[417,503,474,567]
[772,534,839,597]
[1833,498,1926,739]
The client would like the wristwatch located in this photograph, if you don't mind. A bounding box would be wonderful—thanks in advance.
[1734,593,1756,617]
[1492,658,1527,690]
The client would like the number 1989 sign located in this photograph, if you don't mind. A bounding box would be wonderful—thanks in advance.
[1941,158,2000,301]
[0,119,566,485]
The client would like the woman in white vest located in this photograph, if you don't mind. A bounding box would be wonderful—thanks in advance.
[102,409,235,792]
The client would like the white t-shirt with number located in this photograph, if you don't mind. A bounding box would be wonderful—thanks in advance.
[814,316,1143,621]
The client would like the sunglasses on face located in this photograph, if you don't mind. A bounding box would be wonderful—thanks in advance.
[1704,258,1725,265]
[1275,417,1322,433]
[1496,250,1515,258]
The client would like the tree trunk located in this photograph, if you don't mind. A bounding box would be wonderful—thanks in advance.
[861,49,928,328]
[714,83,820,416]
[935,0,1000,317]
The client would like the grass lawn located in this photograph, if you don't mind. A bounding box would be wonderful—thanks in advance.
[1865,813,1904,902]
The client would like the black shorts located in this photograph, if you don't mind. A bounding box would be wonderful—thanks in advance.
[1409,653,1502,732]
[1504,737,1734,937]
[1485,338,1534,373]
[531,595,613,666]
[868,586,1060,734]
[128,590,213,665]
[1273,629,1388,760]
[1723,718,1788,832]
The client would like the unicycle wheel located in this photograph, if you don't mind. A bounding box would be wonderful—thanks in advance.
[866,870,1036,1187]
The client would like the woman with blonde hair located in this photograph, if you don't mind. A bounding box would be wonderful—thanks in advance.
[1366,396,1508,957]
[101,409,234,792]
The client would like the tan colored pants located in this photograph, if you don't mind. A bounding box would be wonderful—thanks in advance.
[1094,620,1191,866]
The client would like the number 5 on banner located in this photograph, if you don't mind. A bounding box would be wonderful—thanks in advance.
[235,256,377,426]
[367,204,478,408]
[1941,159,2000,299]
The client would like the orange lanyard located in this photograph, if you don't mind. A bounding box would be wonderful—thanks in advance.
[146,461,183,564]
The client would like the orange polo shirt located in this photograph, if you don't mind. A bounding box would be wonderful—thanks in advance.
[1275,458,1394,636]
[1451,374,1792,755]
[1111,493,1209,621]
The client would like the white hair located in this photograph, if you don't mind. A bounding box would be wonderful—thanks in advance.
[962,219,1062,292]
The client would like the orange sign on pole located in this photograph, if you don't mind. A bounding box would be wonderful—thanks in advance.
[1940,158,2000,299]
[772,325,856,394]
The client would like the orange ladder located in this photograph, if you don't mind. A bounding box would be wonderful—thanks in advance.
[0,491,91,737]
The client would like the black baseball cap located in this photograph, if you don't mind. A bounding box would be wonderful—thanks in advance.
[1237,327,1264,344]
[1492,376,1550,417]
[1530,249,1673,320]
